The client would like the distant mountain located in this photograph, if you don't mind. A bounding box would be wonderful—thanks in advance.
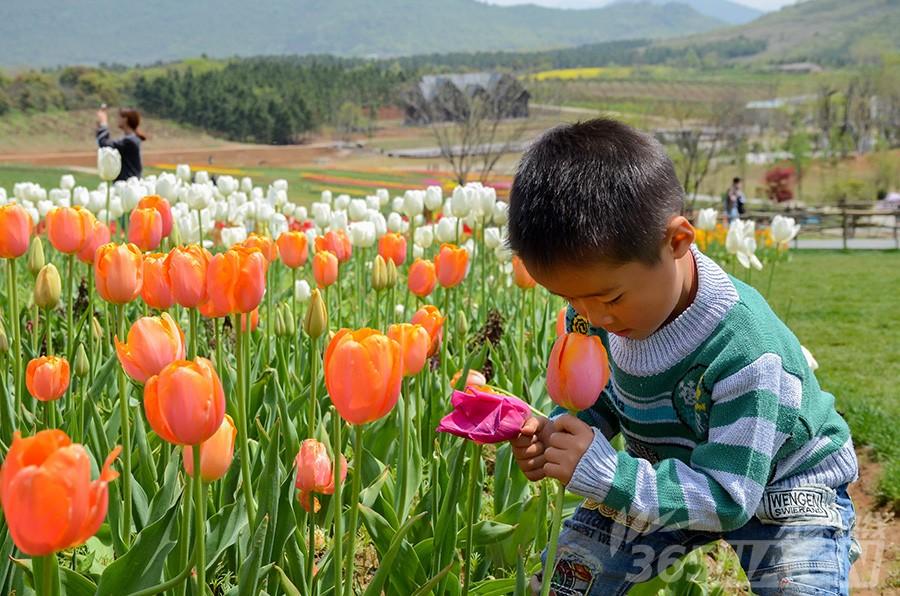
[0,0,724,68]
[656,0,900,64]
[612,0,763,24]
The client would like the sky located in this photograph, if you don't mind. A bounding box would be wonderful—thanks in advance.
[481,0,798,10]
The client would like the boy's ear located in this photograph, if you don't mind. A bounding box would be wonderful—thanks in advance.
[665,215,695,258]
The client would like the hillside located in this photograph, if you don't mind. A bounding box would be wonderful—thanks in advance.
[0,0,723,68]
[612,0,762,24]
[656,0,900,64]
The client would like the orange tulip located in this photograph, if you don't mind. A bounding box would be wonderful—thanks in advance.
[164,244,210,308]
[242,233,279,262]
[315,230,352,263]
[0,430,120,556]
[0,203,33,259]
[205,246,267,315]
[137,195,173,238]
[434,243,468,288]
[312,250,339,289]
[127,207,163,252]
[450,369,487,389]
[407,258,436,298]
[25,356,70,402]
[324,328,402,425]
[410,305,444,356]
[141,252,175,310]
[94,243,143,305]
[378,232,407,267]
[294,438,347,507]
[240,308,260,332]
[115,313,186,384]
[76,218,110,265]
[144,357,226,445]
[387,323,430,377]
[555,307,567,337]
[512,255,536,289]
[546,332,610,412]
[182,414,236,482]
[276,231,309,269]
[46,206,92,255]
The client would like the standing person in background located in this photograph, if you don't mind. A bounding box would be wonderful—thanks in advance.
[96,106,146,181]
[723,177,745,223]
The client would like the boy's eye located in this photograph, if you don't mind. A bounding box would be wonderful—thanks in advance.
[606,294,624,305]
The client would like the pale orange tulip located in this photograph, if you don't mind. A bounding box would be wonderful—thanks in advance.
[410,305,444,356]
[312,250,338,289]
[387,323,431,377]
[25,356,70,402]
[137,195,173,238]
[94,243,143,304]
[434,243,468,288]
[127,207,163,252]
[0,203,33,259]
[164,244,211,308]
[407,258,436,298]
[76,218,110,265]
[512,255,536,289]
[378,232,407,266]
[115,313,186,384]
[546,333,610,412]
[183,414,237,482]
[143,357,226,445]
[46,206,92,255]
[141,252,175,310]
[276,231,309,269]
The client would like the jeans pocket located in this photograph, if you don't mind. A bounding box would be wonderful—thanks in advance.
[749,561,841,595]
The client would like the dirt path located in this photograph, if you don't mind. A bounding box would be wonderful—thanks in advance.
[849,449,899,594]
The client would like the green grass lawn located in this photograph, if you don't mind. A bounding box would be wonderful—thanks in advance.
[742,249,900,507]
[0,164,94,192]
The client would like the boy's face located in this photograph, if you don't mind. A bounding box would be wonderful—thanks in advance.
[525,218,695,341]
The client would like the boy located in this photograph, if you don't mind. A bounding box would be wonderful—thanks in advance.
[508,119,858,595]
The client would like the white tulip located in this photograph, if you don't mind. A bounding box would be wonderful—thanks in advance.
[295,206,308,221]
[330,210,348,231]
[175,164,191,182]
[195,171,210,185]
[495,245,513,263]
[413,245,424,259]
[25,206,39,226]
[320,190,333,205]
[478,186,496,216]
[156,173,178,200]
[216,175,238,197]
[442,198,453,218]
[349,199,368,222]
[391,197,405,213]
[697,208,718,231]
[492,201,509,226]
[108,196,124,220]
[71,187,88,208]
[376,188,390,207]
[349,221,376,248]
[59,174,75,190]
[387,212,404,233]
[435,217,458,243]
[120,182,145,211]
[295,280,312,303]
[451,185,471,217]
[49,188,69,205]
[403,190,424,217]
[38,200,54,218]
[365,195,380,210]
[269,213,289,238]
[220,226,248,248]
[395,304,405,318]
[414,225,434,248]
[484,226,501,249]
[0,188,6,203]
[800,345,819,371]
[771,215,801,246]
[305,229,318,250]
[256,201,275,224]
[334,194,351,211]
[312,203,332,228]
[241,177,253,193]
[185,184,213,210]
[369,211,387,237]
[725,220,744,255]
[88,190,106,213]
[97,148,122,181]
[272,179,288,192]
[464,212,479,231]
[250,187,264,201]
[425,185,443,211]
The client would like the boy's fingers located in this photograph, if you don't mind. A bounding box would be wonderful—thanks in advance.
[519,416,542,436]
[524,468,546,481]
[553,414,590,435]
[547,431,577,450]
[511,433,536,449]
[543,462,567,483]
[514,441,544,459]
[543,446,562,464]
[517,455,545,471]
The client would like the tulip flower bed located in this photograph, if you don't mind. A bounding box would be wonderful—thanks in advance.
[0,155,813,595]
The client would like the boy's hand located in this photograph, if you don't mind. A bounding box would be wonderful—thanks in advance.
[511,416,553,481]
[543,414,595,486]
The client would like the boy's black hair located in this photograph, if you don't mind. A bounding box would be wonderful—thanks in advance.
[733,177,742,184]
[508,118,684,269]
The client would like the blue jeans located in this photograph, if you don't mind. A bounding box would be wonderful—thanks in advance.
[539,484,857,595]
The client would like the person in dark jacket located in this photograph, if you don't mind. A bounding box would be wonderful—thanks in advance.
[96,107,146,181]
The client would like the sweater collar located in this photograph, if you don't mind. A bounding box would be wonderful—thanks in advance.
[609,246,738,377]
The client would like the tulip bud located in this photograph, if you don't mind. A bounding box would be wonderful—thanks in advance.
[385,259,398,289]
[0,322,8,355]
[456,311,468,336]
[282,304,296,336]
[371,255,388,292]
[92,316,103,342]
[304,289,328,339]
[274,306,287,337]
[74,343,90,378]
[27,237,45,276]
[34,264,62,310]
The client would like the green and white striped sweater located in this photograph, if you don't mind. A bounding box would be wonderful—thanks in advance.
[553,246,857,533]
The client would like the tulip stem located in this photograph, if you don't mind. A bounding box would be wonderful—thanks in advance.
[188,307,199,360]
[7,259,23,424]
[45,306,53,356]
[331,407,343,596]
[462,441,482,596]
[175,465,193,596]
[116,304,132,548]
[307,497,317,596]
[344,424,363,596]
[33,554,60,596]
[540,481,566,596]
[65,254,74,361]
[235,318,257,529]
[308,336,318,436]
[87,266,94,378]
[104,182,111,229]
[192,447,207,593]
[397,378,411,520]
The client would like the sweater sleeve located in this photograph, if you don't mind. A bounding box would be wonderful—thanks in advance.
[566,353,801,532]
[96,126,131,151]
[549,306,620,441]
